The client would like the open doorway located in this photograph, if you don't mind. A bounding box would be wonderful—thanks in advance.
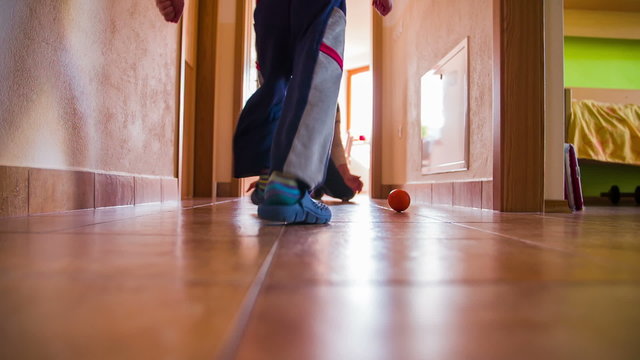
[178,0,218,199]
[238,0,259,197]
[344,66,372,194]
[562,1,640,207]
[337,1,373,195]
[238,0,375,198]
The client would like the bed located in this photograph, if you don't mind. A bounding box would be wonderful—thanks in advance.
[565,88,640,205]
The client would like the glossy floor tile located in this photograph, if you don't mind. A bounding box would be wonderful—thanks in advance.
[1,197,639,359]
[236,284,640,360]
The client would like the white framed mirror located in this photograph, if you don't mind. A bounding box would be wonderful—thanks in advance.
[420,38,469,175]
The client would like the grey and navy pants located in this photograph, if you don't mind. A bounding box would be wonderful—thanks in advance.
[233,0,347,189]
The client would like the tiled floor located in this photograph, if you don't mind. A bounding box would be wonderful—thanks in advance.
[1,197,639,360]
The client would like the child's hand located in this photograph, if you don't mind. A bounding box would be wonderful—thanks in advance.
[344,174,364,194]
[372,0,393,16]
[155,0,184,23]
[337,164,364,193]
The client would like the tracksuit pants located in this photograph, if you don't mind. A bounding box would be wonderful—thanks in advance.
[233,0,347,189]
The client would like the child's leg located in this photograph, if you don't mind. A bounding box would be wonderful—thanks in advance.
[268,0,347,190]
[233,0,292,179]
[256,0,346,224]
[233,78,286,178]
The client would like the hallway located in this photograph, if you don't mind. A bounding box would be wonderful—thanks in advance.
[1,198,639,359]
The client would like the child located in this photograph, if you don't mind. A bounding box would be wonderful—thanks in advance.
[249,106,364,203]
[157,0,392,224]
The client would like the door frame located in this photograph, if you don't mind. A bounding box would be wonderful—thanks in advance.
[346,65,371,132]
[234,0,259,197]
[178,0,200,199]
[492,0,545,211]
[370,13,384,199]
[178,0,220,199]
[234,1,382,197]
[231,0,258,197]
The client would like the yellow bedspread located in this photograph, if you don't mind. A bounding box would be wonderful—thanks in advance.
[568,100,640,165]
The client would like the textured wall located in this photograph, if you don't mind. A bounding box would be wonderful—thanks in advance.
[379,0,493,184]
[0,0,179,177]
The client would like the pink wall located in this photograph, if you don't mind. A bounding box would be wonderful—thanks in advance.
[0,1,179,177]
[380,0,493,185]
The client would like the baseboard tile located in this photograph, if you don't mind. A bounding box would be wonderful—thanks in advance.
[544,199,572,213]
[0,165,178,218]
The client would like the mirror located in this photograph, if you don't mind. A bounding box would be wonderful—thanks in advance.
[420,38,469,175]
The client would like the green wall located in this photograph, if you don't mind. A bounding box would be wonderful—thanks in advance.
[565,37,640,90]
[564,37,640,199]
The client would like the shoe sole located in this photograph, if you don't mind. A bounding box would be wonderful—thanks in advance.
[251,190,264,205]
[258,204,330,224]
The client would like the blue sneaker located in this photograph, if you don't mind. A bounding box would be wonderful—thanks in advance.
[249,174,269,205]
[258,191,332,224]
[250,187,265,205]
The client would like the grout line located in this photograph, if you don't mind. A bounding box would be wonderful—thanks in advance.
[373,204,580,255]
[215,226,285,360]
[45,198,243,234]
[370,203,446,222]
[384,202,582,255]
[93,172,96,210]
[373,202,640,273]
[449,222,640,273]
[259,279,640,289]
[27,168,31,216]
[451,222,577,254]
[133,177,136,207]
[372,201,576,254]
[188,198,241,209]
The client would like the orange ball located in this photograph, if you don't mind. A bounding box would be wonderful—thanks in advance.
[387,189,411,212]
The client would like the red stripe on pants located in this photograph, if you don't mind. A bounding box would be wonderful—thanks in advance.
[319,42,343,70]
